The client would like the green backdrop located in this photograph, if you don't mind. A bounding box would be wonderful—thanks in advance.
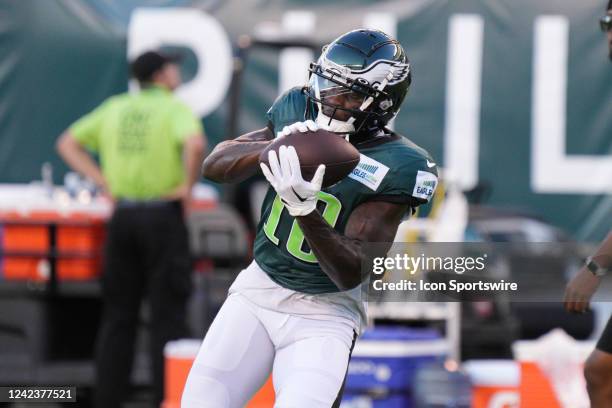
[0,0,610,241]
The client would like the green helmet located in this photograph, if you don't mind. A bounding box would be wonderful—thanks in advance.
[306,29,411,135]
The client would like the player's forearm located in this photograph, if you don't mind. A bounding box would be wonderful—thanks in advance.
[297,211,364,291]
[202,128,273,183]
[592,231,612,268]
[202,141,269,183]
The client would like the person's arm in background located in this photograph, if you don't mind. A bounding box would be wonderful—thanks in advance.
[184,133,207,191]
[565,232,612,313]
[56,131,109,195]
[57,101,111,196]
[166,133,206,207]
[163,102,207,206]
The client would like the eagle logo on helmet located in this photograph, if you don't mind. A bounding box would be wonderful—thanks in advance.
[355,60,411,89]
[319,56,410,91]
[387,61,411,85]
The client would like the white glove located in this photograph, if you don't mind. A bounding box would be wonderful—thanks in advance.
[260,145,326,217]
[276,119,319,138]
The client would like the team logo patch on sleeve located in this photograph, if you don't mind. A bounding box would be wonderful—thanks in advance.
[413,170,438,201]
[348,154,389,191]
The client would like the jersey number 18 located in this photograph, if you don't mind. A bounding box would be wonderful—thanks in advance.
[263,192,342,263]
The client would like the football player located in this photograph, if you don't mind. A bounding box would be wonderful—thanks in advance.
[565,232,612,407]
[564,2,612,407]
[182,29,438,407]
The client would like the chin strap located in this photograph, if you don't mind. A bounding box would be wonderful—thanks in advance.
[315,112,356,134]
[315,111,388,144]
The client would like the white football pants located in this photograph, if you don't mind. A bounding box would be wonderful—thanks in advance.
[181,293,356,408]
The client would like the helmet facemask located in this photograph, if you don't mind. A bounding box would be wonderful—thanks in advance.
[307,55,410,138]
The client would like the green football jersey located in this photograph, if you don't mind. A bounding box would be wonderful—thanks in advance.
[253,87,438,294]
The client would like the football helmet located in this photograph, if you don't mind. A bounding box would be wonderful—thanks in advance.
[306,29,411,136]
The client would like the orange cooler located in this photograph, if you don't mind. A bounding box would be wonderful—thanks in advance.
[1,222,50,280]
[1,211,106,281]
[57,223,105,252]
[2,224,49,252]
[2,257,49,281]
[56,218,105,280]
[163,339,275,408]
[463,360,520,408]
[57,257,101,280]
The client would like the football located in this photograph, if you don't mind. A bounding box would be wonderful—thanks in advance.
[260,129,361,188]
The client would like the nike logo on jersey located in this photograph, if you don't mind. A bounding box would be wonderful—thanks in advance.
[291,187,307,202]
[426,160,436,168]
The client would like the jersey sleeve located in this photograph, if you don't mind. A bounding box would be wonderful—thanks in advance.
[265,87,307,135]
[69,100,111,152]
[172,102,203,144]
[378,154,439,208]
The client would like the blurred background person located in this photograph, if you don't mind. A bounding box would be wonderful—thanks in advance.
[56,49,206,408]
[565,232,612,406]
[564,2,612,407]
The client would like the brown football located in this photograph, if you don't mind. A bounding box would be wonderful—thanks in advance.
[260,129,360,188]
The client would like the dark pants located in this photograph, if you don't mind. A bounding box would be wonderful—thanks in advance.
[597,315,612,354]
[94,201,192,408]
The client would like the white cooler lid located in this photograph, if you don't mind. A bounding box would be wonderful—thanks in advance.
[164,339,202,359]
[462,360,519,387]
[352,339,449,357]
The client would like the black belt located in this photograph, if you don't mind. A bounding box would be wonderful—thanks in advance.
[115,198,181,209]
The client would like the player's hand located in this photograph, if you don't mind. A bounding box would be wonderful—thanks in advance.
[276,120,319,138]
[260,145,325,217]
[564,266,602,313]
